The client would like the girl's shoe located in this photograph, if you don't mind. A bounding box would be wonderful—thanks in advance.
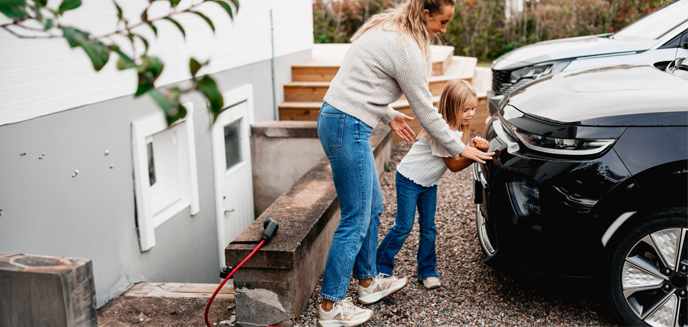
[318,297,373,327]
[357,273,408,304]
[422,277,441,290]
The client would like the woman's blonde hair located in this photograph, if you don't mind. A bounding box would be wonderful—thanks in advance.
[351,0,456,74]
[417,79,476,147]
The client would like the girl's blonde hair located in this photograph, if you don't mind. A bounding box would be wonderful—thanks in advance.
[351,0,456,74]
[417,79,476,147]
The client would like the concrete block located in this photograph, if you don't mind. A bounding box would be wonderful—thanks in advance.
[0,253,97,327]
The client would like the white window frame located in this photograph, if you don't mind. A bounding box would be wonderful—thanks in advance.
[131,103,200,251]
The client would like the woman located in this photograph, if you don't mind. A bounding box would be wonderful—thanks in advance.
[316,0,494,325]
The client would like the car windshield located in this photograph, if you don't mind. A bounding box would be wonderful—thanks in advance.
[614,0,688,41]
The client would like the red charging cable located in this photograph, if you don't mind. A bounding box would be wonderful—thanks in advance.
[204,239,266,327]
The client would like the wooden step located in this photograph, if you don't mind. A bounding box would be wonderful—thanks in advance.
[291,44,456,82]
[284,81,330,102]
[470,67,493,135]
[278,96,440,122]
[431,45,455,76]
[124,282,234,299]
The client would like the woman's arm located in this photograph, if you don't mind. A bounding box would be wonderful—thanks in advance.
[391,42,493,163]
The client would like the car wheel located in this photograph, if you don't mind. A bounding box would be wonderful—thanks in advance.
[606,209,688,327]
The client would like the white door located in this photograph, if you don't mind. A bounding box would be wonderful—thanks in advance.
[212,85,255,268]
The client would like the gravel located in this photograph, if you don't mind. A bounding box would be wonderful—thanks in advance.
[295,141,616,327]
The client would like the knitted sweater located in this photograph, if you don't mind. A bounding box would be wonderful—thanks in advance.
[323,25,466,156]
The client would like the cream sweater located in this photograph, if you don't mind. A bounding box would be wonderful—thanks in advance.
[323,25,466,156]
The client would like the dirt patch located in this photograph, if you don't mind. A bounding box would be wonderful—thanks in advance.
[97,296,234,326]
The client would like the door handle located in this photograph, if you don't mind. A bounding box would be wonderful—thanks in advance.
[224,208,235,215]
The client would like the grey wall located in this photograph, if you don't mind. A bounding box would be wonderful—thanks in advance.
[0,49,311,307]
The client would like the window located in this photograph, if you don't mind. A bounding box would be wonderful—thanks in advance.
[224,119,243,171]
[132,105,199,251]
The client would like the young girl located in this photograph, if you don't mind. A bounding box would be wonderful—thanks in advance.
[376,79,489,289]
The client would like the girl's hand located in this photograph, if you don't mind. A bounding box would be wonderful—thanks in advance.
[388,112,416,142]
[459,146,494,164]
[471,137,490,152]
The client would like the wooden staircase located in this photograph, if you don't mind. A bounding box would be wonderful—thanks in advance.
[279,44,491,139]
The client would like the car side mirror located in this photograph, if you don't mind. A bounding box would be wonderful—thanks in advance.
[682,41,688,49]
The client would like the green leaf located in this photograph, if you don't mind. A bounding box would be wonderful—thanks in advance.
[163,17,185,39]
[35,0,47,6]
[43,18,53,30]
[61,26,89,48]
[0,0,28,19]
[210,0,233,20]
[189,10,215,33]
[135,72,154,97]
[134,56,164,96]
[227,0,239,13]
[132,33,149,55]
[195,75,223,121]
[80,39,110,71]
[58,0,81,14]
[142,55,164,79]
[169,0,181,8]
[111,46,136,70]
[147,89,186,125]
[189,58,202,77]
[113,0,122,20]
[147,22,158,37]
[147,88,173,113]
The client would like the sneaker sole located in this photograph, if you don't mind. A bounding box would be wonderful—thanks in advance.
[357,278,408,304]
[318,311,373,327]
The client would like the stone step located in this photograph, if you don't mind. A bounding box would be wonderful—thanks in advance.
[291,44,456,82]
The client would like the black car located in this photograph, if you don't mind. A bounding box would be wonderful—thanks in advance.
[473,58,688,327]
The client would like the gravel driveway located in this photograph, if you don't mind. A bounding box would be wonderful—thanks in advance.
[295,142,616,327]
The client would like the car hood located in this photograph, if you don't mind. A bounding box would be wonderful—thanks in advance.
[505,64,688,126]
[492,35,658,71]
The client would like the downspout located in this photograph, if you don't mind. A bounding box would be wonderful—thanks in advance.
[270,8,278,121]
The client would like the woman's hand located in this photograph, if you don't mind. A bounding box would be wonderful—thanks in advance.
[459,146,494,164]
[471,137,490,152]
[388,112,416,142]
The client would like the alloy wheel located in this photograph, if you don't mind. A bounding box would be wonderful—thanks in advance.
[621,227,687,327]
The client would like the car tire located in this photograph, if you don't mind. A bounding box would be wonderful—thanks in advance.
[604,207,687,327]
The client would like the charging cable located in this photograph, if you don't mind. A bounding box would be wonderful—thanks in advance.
[204,217,280,327]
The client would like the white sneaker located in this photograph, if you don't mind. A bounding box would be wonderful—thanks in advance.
[318,297,373,327]
[357,274,408,304]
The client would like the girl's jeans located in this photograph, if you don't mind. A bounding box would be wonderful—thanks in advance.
[317,102,382,302]
[376,172,440,280]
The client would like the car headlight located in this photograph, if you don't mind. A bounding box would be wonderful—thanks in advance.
[510,64,553,83]
[512,126,615,156]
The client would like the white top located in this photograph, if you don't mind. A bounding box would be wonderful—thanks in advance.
[397,131,465,187]
[323,25,465,156]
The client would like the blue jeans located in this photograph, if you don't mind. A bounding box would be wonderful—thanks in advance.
[318,102,382,302]
[377,172,440,280]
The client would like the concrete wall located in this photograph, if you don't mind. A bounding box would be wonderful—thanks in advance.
[251,121,324,215]
[0,0,314,125]
[0,49,310,307]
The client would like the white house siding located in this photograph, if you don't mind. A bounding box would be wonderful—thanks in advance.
[0,0,313,307]
[0,0,313,126]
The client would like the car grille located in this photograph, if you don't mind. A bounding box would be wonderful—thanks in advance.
[492,69,510,95]
[492,69,536,96]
